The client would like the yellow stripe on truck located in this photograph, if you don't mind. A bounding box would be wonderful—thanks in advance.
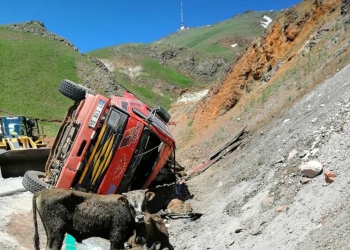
[92,134,115,184]
[78,123,107,185]
[100,139,115,177]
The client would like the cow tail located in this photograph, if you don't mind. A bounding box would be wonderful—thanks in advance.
[33,192,40,250]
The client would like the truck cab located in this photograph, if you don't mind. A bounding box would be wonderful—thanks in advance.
[22,79,176,194]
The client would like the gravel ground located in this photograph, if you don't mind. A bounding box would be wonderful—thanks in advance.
[166,64,350,250]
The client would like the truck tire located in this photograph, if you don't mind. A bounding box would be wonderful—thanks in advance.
[22,171,50,194]
[156,106,171,123]
[59,79,87,102]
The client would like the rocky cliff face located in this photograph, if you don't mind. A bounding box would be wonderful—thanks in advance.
[194,0,342,126]
[7,21,79,51]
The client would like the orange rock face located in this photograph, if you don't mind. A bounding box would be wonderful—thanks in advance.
[193,0,340,130]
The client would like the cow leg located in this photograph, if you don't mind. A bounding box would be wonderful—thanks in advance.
[110,241,126,250]
[110,242,125,250]
[109,230,127,250]
[149,241,162,250]
[45,232,65,250]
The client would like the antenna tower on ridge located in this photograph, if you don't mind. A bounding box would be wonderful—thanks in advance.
[180,1,185,30]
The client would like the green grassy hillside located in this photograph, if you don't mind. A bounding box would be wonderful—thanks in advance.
[158,10,280,58]
[0,25,100,135]
[0,27,87,119]
[88,44,206,109]
[87,11,279,109]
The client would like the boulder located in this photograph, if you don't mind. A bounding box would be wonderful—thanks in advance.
[299,160,323,178]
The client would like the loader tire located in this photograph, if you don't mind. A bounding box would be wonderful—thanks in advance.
[22,171,49,194]
[59,79,86,102]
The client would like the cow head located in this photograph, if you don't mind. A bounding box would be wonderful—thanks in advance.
[122,189,155,223]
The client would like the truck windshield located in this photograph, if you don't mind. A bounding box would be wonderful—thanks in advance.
[132,108,173,138]
[147,110,170,134]
[0,116,23,137]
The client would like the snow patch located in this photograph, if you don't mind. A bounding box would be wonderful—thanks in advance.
[120,66,143,80]
[261,15,273,29]
[176,89,209,103]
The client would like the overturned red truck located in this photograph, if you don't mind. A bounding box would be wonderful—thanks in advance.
[23,79,176,194]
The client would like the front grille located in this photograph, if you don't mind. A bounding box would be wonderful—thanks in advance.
[77,108,127,192]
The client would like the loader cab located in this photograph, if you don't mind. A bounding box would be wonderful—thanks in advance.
[0,116,25,150]
[0,116,46,150]
[0,116,23,137]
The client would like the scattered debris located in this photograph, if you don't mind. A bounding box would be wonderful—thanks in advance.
[159,212,203,221]
[288,149,298,160]
[250,230,262,236]
[324,168,337,183]
[300,176,313,184]
[276,205,287,212]
[225,240,235,247]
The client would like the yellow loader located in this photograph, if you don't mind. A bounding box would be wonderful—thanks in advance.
[0,116,50,178]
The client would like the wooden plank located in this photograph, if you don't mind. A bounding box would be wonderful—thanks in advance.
[208,125,246,160]
[189,126,246,178]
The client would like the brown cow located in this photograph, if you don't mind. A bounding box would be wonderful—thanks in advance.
[127,212,174,250]
[165,198,193,214]
[33,189,154,250]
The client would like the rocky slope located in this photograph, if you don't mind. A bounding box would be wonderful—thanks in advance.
[196,0,343,121]
[170,0,350,170]
[168,60,350,250]
[163,0,350,249]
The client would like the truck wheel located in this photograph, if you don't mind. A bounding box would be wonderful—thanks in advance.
[156,106,171,123]
[59,79,87,102]
[22,171,50,194]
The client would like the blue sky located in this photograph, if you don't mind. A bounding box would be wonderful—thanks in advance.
[1,1,301,53]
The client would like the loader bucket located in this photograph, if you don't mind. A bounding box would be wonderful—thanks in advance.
[0,148,50,178]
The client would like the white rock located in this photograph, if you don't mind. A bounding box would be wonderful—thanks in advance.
[299,160,323,178]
